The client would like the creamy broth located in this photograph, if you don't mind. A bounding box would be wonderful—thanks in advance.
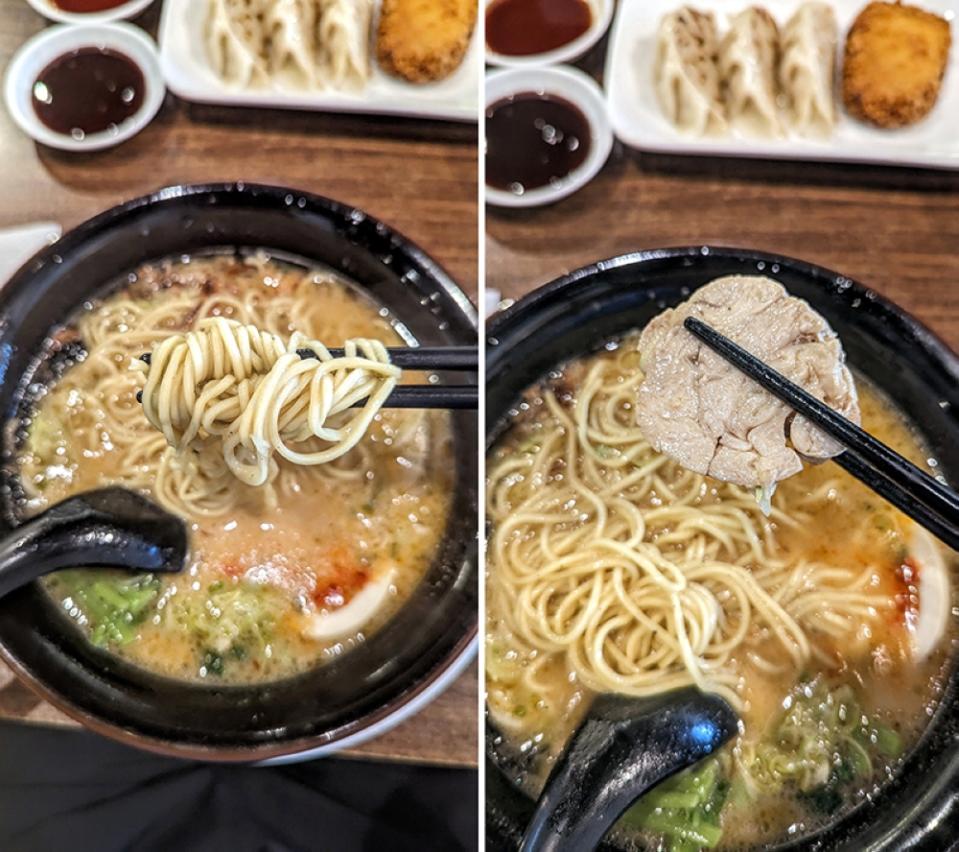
[19,254,454,683]
[486,337,955,851]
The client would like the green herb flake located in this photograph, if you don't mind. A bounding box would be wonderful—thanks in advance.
[202,650,225,677]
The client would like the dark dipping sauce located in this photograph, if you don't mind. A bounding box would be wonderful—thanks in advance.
[486,0,592,56]
[52,0,130,10]
[32,47,144,140]
[486,93,591,196]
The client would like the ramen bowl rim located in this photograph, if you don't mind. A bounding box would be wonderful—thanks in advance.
[0,182,478,763]
[484,245,959,850]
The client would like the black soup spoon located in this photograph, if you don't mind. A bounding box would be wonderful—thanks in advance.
[0,487,188,599]
[520,687,739,852]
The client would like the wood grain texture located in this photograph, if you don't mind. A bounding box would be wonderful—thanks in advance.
[0,4,477,293]
[0,0,477,767]
[487,39,959,352]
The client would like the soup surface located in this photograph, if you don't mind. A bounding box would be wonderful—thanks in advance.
[486,334,956,850]
[16,254,453,684]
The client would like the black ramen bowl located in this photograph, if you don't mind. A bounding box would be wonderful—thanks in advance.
[485,248,959,851]
[0,183,477,761]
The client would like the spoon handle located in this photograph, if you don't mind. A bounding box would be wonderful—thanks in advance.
[0,513,73,599]
[520,688,737,852]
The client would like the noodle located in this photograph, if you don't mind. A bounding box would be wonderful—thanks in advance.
[138,317,400,488]
[486,343,893,718]
[19,257,423,521]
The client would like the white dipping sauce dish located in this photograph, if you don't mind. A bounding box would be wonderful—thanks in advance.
[485,0,615,68]
[485,66,614,209]
[4,22,165,152]
[24,0,155,25]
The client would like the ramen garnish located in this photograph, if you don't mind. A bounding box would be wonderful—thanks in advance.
[17,254,453,684]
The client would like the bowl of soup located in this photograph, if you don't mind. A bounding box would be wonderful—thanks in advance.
[485,247,959,850]
[0,183,477,761]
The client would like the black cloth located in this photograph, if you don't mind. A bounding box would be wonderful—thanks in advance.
[0,721,477,852]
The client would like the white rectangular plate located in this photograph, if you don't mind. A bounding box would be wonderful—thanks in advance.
[158,0,479,122]
[605,0,959,169]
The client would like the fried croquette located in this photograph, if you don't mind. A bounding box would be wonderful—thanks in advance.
[376,0,477,83]
[842,1,952,128]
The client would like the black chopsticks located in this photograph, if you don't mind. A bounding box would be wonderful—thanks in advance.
[136,346,477,410]
[298,345,477,409]
[377,385,476,409]
[297,345,476,372]
[684,317,959,551]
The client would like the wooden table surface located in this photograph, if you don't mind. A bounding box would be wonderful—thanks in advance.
[487,39,959,353]
[0,0,477,767]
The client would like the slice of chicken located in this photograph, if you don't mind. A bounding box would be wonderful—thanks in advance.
[636,275,860,490]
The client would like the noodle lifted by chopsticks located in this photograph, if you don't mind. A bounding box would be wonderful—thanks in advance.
[138,317,400,488]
